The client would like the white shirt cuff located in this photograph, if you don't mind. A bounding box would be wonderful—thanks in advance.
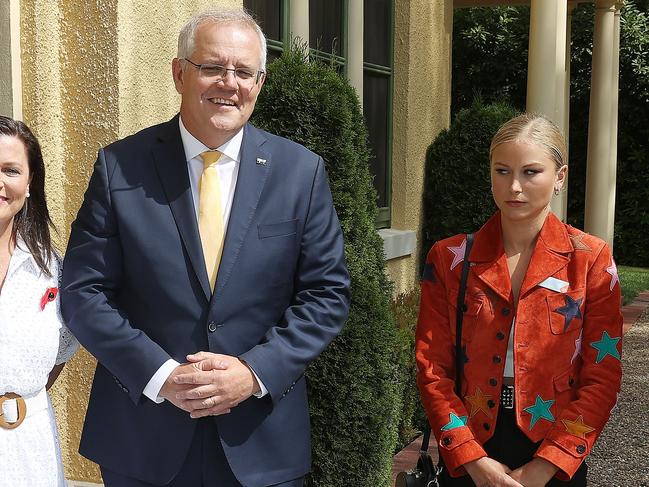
[143,359,180,403]
[249,367,268,398]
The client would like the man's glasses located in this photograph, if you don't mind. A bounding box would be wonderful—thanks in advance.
[183,59,264,85]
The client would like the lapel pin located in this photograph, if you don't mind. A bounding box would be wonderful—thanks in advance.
[256,157,267,166]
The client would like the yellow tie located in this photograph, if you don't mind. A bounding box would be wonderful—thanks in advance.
[198,150,225,291]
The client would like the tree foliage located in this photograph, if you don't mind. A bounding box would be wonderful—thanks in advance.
[452,2,649,266]
[251,44,403,487]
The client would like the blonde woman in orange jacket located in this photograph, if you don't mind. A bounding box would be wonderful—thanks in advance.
[416,114,622,487]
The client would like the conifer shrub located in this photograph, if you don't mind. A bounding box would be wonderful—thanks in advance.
[421,99,517,263]
[252,44,403,487]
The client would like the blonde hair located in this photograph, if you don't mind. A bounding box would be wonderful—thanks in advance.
[489,113,567,171]
[177,9,267,71]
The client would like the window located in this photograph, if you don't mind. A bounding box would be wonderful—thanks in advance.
[363,0,393,227]
[245,0,394,227]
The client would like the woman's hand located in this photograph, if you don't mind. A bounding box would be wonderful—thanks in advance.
[509,458,559,487]
[464,457,524,487]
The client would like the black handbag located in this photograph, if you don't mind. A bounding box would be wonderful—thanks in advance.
[395,234,474,487]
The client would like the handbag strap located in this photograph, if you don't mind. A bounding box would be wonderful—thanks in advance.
[421,233,474,453]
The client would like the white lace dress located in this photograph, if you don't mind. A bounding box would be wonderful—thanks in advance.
[0,244,79,487]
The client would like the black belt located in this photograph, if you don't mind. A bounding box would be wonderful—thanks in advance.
[500,384,515,409]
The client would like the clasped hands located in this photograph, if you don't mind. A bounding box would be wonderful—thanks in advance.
[464,456,559,487]
[160,352,261,418]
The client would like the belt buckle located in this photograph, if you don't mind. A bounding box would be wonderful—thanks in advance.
[0,393,27,429]
[500,385,515,410]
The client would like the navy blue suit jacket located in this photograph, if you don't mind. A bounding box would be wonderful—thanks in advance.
[61,116,350,486]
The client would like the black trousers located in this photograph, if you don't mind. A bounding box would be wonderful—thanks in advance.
[437,407,587,486]
[101,418,305,487]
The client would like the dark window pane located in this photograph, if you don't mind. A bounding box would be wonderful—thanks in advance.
[244,0,282,42]
[309,0,343,56]
[364,0,391,66]
[364,72,390,208]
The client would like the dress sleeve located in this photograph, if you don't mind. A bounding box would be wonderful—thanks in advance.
[55,253,79,365]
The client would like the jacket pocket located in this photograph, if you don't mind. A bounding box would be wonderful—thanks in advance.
[546,289,585,335]
[449,291,483,342]
[258,219,298,239]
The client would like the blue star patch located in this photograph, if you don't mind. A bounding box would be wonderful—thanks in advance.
[590,330,621,364]
[523,395,555,430]
[553,295,583,332]
[441,412,468,431]
[421,263,437,283]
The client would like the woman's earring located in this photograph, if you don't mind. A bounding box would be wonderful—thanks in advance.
[26,191,30,198]
[554,187,560,196]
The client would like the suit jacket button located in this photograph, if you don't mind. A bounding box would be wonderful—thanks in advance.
[496,331,505,340]
[493,355,502,364]
[576,445,586,454]
[442,437,452,446]
[489,378,498,386]
[501,307,510,316]
[208,321,217,332]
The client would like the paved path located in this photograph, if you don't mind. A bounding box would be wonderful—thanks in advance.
[392,291,649,485]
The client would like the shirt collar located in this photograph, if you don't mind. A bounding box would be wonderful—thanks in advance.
[178,116,243,164]
[8,239,40,278]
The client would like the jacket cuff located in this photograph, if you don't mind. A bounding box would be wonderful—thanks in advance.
[535,429,588,480]
[438,427,487,477]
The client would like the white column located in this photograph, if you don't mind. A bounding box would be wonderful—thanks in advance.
[347,0,364,105]
[584,1,617,245]
[526,0,568,220]
[289,0,309,45]
[0,0,22,119]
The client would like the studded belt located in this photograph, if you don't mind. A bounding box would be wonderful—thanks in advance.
[500,384,515,410]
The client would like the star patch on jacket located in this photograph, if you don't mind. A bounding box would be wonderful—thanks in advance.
[40,287,58,311]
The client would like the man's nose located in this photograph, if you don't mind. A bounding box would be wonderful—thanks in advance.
[218,70,239,89]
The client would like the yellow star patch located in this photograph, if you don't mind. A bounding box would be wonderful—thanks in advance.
[465,387,493,418]
[561,415,595,439]
[569,233,591,252]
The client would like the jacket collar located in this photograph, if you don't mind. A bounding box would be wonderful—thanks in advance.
[470,211,573,302]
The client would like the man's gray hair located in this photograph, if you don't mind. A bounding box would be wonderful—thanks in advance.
[177,9,267,71]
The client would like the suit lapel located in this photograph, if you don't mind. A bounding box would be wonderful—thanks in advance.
[213,124,270,299]
[152,116,211,301]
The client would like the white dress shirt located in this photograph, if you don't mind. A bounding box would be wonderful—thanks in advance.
[142,117,267,403]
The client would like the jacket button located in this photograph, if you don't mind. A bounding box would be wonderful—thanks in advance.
[496,331,505,340]
[487,399,496,408]
[493,355,502,364]
[208,321,217,332]
[501,307,511,316]
[569,378,575,387]
[576,445,586,454]
[489,378,498,386]
[442,437,452,446]
[483,423,490,431]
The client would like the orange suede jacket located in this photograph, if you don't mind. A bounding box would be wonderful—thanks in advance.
[416,212,623,480]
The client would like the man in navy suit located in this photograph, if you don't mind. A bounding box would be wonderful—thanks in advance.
[61,9,350,487]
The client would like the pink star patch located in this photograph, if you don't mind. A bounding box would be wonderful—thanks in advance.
[571,329,583,364]
[448,238,467,271]
[606,258,619,291]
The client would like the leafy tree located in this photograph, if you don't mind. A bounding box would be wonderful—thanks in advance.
[252,44,403,487]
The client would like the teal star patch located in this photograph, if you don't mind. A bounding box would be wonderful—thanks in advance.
[590,330,621,364]
[523,395,555,430]
[440,412,468,431]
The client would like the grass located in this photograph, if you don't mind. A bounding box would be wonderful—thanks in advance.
[618,265,649,305]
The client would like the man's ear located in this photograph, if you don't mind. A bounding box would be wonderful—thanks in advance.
[172,58,184,95]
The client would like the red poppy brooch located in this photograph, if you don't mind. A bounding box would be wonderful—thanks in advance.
[40,287,58,311]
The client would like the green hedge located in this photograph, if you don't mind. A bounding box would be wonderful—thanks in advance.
[421,99,517,262]
[251,45,403,487]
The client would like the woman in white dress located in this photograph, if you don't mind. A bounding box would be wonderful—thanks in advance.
[0,116,79,487]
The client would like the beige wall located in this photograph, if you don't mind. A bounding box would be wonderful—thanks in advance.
[19,0,240,482]
[388,0,453,293]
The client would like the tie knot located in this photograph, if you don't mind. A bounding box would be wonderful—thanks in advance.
[200,150,221,168]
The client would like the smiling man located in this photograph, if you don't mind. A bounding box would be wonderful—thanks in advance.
[61,9,350,487]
